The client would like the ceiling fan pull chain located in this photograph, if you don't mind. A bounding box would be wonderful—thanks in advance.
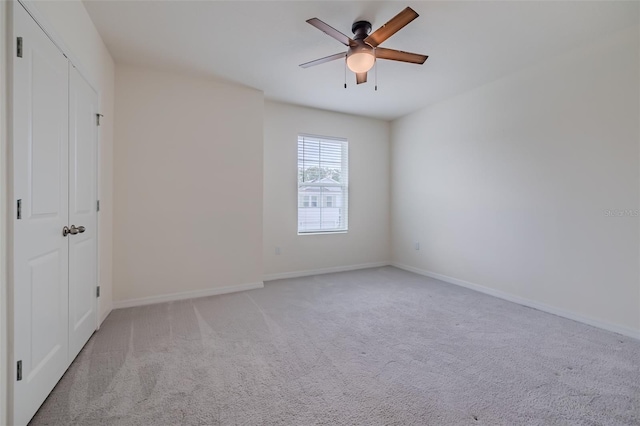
[344,57,347,89]
[375,52,378,91]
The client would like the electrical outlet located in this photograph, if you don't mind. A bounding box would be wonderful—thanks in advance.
[275,247,281,255]
[414,242,420,251]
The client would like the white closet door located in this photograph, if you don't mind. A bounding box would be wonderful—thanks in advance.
[68,64,99,360]
[13,4,70,425]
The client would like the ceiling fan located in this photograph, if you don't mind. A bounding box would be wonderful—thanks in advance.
[300,7,428,86]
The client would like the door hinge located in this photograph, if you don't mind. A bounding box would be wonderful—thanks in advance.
[17,37,23,58]
[17,199,22,220]
[17,360,22,381]
[97,286,100,298]
[97,200,100,212]
[96,113,103,126]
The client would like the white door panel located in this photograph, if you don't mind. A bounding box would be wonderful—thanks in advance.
[13,3,69,425]
[68,64,98,360]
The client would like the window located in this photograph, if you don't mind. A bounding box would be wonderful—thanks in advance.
[298,135,348,234]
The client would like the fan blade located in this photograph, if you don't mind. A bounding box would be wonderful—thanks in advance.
[375,47,428,64]
[365,7,419,48]
[356,72,367,84]
[300,52,346,68]
[307,18,356,47]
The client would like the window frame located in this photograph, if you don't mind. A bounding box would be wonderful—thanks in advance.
[297,134,349,235]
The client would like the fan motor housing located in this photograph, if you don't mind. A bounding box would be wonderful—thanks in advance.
[351,21,372,40]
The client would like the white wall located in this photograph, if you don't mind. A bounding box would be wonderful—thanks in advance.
[391,26,640,337]
[30,0,116,323]
[113,66,264,303]
[264,101,390,279]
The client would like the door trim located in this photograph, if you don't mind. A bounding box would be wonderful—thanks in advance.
[1,2,11,425]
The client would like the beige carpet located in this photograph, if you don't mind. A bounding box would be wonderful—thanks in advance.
[31,267,640,425]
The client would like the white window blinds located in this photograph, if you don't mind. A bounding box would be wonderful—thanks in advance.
[298,135,349,233]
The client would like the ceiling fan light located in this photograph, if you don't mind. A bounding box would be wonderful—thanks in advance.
[346,49,375,73]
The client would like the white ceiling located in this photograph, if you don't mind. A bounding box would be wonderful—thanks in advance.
[83,0,638,120]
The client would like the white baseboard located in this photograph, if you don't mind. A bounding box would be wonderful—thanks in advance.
[113,282,264,309]
[391,262,640,340]
[264,261,390,282]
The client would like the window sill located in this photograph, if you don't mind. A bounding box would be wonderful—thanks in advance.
[298,231,348,236]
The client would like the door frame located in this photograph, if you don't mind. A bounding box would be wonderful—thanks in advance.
[5,1,102,423]
[1,2,10,425]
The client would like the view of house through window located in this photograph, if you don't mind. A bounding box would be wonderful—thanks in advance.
[298,135,348,233]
